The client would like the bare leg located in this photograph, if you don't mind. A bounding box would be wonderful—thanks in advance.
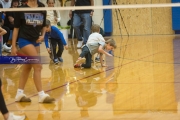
[16,44,54,103]
[20,45,42,92]
[3,113,9,120]
[18,64,32,90]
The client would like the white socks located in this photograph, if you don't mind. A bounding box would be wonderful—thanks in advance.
[17,89,46,98]
[38,91,45,97]
[17,89,24,95]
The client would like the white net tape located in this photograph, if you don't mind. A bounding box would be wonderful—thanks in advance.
[1,3,180,11]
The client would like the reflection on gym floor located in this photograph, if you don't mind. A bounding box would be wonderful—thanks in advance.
[1,35,180,120]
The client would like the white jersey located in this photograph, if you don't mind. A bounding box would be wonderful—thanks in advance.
[87,32,105,44]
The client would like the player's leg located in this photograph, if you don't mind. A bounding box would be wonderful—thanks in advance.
[74,46,89,68]
[56,39,64,62]
[81,51,92,68]
[15,38,34,102]
[73,13,83,48]
[81,13,92,44]
[0,79,26,120]
[51,39,59,64]
[16,38,55,103]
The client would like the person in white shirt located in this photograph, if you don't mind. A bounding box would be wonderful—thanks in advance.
[87,24,105,44]
[1,0,11,8]
[74,24,116,68]
[46,0,61,26]
[87,24,105,63]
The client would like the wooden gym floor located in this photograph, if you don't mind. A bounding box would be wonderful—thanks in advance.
[0,35,180,120]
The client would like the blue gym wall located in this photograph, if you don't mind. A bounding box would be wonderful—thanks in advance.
[103,0,113,36]
[172,0,180,34]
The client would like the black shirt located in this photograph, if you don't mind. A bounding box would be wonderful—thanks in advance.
[14,2,46,42]
[4,11,15,30]
[75,0,92,13]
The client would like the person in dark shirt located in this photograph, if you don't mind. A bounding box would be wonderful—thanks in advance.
[11,1,55,103]
[0,79,26,120]
[4,0,19,30]
[69,0,94,48]
[44,19,68,64]
[20,0,27,6]
[0,3,11,53]
[0,26,25,120]
[3,0,19,51]
[0,23,6,55]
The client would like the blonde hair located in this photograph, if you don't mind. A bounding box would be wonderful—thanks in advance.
[105,39,117,49]
[91,24,100,33]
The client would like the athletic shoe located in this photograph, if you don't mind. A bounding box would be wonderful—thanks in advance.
[3,43,11,53]
[15,93,31,102]
[7,112,26,120]
[95,57,100,63]
[74,64,81,68]
[49,52,53,60]
[4,48,11,53]
[53,58,59,64]
[58,57,63,62]
[74,58,86,68]
[75,58,86,64]
[77,41,83,48]
[39,93,55,103]
[3,43,11,50]
[95,57,104,63]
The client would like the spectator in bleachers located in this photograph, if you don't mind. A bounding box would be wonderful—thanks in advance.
[46,0,61,26]
[3,0,19,52]
[0,3,11,53]
[1,0,11,8]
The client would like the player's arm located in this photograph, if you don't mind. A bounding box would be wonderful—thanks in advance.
[98,45,112,57]
[90,0,94,16]
[69,0,75,18]
[41,27,46,37]
[0,27,7,36]
[36,26,46,43]
[44,34,51,53]
[100,53,106,67]
[56,10,61,22]
[37,10,46,43]
[8,16,14,24]
[7,12,14,24]
[40,10,46,38]
[44,34,49,48]
[11,11,21,55]
[11,28,19,55]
